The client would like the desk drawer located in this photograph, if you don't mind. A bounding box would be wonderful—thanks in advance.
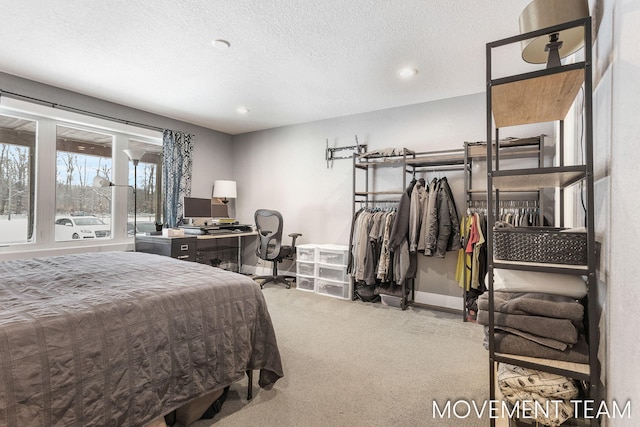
[171,240,197,261]
[135,236,197,261]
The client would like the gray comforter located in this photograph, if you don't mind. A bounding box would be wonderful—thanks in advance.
[0,251,283,427]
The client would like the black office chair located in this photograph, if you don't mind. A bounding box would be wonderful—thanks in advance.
[254,209,301,289]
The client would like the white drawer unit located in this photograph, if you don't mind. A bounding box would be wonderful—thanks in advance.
[317,244,349,265]
[316,278,351,299]
[296,244,317,262]
[296,244,318,292]
[317,263,348,282]
[295,243,352,299]
[296,275,315,292]
[296,260,315,277]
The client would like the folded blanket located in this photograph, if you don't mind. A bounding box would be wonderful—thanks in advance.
[492,325,569,351]
[484,328,589,364]
[478,292,583,322]
[498,363,578,427]
[477,310,578,344]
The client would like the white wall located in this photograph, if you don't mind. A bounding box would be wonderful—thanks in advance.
[606,0,640,423]
[231,93,551,307]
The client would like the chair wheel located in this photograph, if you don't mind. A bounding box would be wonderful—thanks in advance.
[286,284,291,289]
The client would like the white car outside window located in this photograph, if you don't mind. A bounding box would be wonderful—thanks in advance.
[55,216,111,241]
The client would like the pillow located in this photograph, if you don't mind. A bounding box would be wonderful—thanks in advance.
[491,268,587,299]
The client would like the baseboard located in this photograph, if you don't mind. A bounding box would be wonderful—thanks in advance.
[413,290,463,311]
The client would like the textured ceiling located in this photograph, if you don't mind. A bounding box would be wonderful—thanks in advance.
[0,0,537,135]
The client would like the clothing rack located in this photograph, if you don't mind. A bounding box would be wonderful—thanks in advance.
[463,136,545,322]
[350,148,470,312]
[468,199,539,210]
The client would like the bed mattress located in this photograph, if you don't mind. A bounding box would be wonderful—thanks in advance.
[0,251,283,427]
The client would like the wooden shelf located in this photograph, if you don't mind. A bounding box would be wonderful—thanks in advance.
[491,67,585,128]
[495,353,590,381]
[492,166,586,191]
[467,136,542,159]
[493,260,588,275]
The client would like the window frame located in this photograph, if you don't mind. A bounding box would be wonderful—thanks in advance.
[0,97,162,258]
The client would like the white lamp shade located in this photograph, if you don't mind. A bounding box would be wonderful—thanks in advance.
[93,175,112,188]
[212,180,237,199]
[123,148,146,162]
[519,0,589,64]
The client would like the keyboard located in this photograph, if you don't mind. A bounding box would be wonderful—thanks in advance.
[180,225,252,235]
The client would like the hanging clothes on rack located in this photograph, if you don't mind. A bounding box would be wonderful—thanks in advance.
[420,178,440,255]
[388,179,417,285]
[377,209,396,282]
[412,176,461,258]
[435,177,462,257]
[455,214,473,290]
[409,178,427,253]
[349,207,399,302]
[456,210,487,320]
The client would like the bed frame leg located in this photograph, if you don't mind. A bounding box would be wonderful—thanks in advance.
[246,370,253,400]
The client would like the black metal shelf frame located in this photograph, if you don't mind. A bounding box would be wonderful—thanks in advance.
[485,16,599,427]
[351,148,471,310]
[463,136,544,322]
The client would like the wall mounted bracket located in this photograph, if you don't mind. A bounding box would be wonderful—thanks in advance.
[326,136,367,168]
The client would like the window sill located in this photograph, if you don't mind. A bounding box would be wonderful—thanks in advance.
[0,240,134,261]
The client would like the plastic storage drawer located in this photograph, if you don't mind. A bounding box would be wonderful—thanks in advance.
[380,294,402,308]
[317,245,348,265]
[296,275,315,292]
[317,263,348,282]
[296,261,315,277]
[296,244,317,262]
[316,279,350,299]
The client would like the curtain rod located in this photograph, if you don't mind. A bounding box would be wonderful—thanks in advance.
[0,89,165,133]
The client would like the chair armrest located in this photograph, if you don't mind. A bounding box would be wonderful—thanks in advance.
[288,233,302,253]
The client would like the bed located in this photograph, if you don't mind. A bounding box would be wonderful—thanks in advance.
[0,251,284,427]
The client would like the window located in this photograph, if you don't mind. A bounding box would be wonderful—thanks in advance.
[55,125,114,241]
[127,140,163,235]
[0,114,36,245]
[0,97,162,252]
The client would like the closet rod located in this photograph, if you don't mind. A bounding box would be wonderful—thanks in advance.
[358,199,399,204]
[0,89,165,133]
[417,165,470,173]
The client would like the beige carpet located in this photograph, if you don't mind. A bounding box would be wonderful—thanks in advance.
[191,286,490,427]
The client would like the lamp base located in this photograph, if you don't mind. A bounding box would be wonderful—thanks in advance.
[545,33,563,69]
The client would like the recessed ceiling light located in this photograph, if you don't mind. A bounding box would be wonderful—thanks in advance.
[237,107,250,114]
[398,67,418,78]
[212,39,230,50]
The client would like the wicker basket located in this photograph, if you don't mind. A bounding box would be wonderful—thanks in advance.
[493,227,587,265]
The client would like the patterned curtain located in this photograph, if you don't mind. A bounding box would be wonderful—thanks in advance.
[162,129,194,227]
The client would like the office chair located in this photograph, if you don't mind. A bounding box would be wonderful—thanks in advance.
[254,209,301,289]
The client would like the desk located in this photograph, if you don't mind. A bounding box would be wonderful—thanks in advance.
[195,231,257,272]
[135,231,257,273]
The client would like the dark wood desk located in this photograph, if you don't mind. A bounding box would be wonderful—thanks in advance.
[136,231,257,272]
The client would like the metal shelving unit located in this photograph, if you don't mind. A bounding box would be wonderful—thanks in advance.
[463,136,544,322]
[486,17,599,426]
[351,148,470,310]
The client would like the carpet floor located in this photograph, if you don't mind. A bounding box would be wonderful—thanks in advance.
[191,286,490,427]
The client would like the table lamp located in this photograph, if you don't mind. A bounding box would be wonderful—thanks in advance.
[519,0,589,68]
[212,180,237,204]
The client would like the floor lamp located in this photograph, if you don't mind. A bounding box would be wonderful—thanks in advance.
[123,149,146,243]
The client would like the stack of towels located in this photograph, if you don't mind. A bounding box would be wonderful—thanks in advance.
[478,291,588,363]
